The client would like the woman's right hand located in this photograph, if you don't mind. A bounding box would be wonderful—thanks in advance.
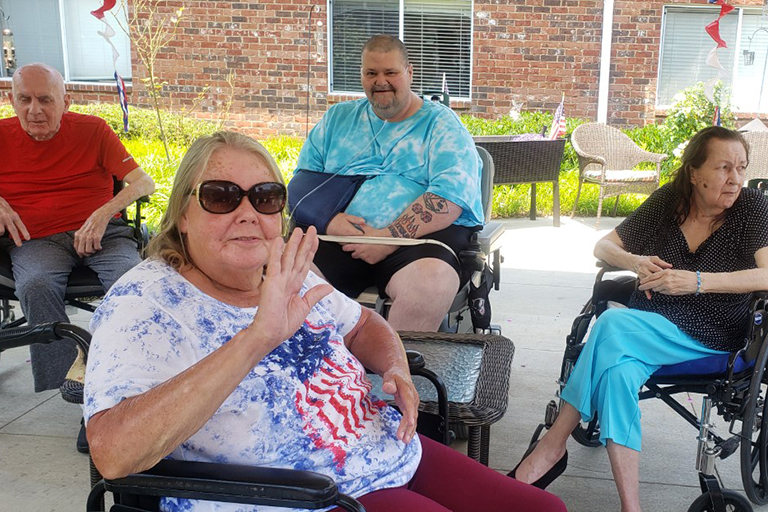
[250,227,333,349]
[633,255,672,299]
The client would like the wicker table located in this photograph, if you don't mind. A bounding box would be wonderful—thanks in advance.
[473,136,566,227]
[371,331,514,466]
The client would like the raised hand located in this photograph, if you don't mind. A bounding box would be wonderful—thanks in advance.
[250,226,333,347]
[0,196,30,247]
[381,367,419,444]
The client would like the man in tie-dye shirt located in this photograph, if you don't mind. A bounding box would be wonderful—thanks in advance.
[294,34,483,331]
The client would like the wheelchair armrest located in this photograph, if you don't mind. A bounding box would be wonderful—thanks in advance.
[595,260,625,273]
[476,221,505,256]
[102,459,358,509]
[0,322,90,354]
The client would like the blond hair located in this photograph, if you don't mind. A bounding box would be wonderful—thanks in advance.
[147,131,287,270]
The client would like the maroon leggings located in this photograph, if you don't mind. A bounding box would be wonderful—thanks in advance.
[329,435,566,512]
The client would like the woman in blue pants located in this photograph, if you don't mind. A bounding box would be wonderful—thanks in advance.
[510,126,768,512]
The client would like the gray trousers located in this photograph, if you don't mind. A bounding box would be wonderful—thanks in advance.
[0,219,141,392]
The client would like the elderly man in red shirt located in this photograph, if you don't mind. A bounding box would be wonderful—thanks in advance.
[0,63,155,396]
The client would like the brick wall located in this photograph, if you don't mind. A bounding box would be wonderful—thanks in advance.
[1,0,766,136]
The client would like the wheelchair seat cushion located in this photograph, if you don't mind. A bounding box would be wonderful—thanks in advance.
[653,352,753,377]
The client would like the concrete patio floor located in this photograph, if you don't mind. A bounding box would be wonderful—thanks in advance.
[0,215,763,511]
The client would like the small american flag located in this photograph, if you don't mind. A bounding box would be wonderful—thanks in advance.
[549,96,566,140]
[115,72,130,132]
[713,106,721,127]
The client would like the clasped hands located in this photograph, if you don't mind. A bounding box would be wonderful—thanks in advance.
[326,212,397,264]
[634,255,698,299]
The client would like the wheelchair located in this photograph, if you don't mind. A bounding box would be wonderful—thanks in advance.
[0,179,149,329]
[0,322,453,512]
[535,264,768,512]
[353,145,505,335]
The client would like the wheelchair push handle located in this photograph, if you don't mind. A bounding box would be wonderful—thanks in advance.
[0,322,90,354]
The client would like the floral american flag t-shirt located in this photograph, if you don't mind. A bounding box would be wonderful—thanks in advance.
[84,259,422,512]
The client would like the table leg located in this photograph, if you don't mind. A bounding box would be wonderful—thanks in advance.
[553,179,560,227]
[480,424,491,466]
[530,183,537,221]
[468,426,481,462]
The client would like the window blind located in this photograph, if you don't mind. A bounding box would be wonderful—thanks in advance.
[62,0,132,81]
[657,6,738,107]
[331,0,399,93]
[330,0,472,99]
[404,0,472,98]
[0,0,130,81]
[1,0,65,77]
[733,11,768,112]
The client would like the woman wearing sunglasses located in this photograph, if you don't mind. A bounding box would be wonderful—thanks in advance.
[81,131,564,512]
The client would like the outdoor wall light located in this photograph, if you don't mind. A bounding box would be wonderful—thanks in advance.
[2,28,15,75]
[744,49,756,66]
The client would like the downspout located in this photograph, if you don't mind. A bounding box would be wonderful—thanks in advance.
[597,0,615,123]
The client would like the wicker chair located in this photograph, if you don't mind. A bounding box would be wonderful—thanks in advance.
[744,131,768,183]
[570,123,667,229]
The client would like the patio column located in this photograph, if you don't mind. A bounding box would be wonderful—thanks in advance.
[597,0,615,124]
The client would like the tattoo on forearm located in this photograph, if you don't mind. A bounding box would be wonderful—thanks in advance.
[424,193,449,214]
[411,203,432,223]
[388,212,419,238]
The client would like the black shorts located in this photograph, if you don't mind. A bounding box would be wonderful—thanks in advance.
[312,224,479,298]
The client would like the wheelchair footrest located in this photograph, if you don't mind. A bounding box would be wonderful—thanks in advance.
[717,436,740,460]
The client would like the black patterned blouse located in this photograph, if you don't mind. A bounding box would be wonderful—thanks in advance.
[616,184,768,351]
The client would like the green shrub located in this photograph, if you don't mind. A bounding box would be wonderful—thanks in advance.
[1,92,735,221]
[0,102,217,145]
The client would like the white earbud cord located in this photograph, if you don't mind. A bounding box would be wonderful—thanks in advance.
[288,119,388,226]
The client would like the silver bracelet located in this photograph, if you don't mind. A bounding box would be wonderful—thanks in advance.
[695,270,702,295]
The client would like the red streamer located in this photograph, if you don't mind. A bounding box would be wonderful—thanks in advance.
[705,0,735,48]
[91,0,117,20]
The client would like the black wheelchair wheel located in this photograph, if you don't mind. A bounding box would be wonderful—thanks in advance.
[687,490,752,512]
[570,414,602,447]
[740,334,768,506]
[688,489,752,512]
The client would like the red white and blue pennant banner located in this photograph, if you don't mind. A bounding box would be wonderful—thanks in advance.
[91,0,129,131]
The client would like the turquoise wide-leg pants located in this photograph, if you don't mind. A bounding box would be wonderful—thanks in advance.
[560,308,727,452]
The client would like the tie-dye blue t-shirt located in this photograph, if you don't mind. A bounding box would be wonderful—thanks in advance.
[295,98,484,229]
[83,259,422,512]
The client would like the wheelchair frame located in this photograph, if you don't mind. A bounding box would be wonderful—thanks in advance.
[539,265,768,511]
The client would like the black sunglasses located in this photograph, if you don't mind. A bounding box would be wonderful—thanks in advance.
[193,180,287,215]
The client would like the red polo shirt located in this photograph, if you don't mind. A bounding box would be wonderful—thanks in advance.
[0,112,138,239]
